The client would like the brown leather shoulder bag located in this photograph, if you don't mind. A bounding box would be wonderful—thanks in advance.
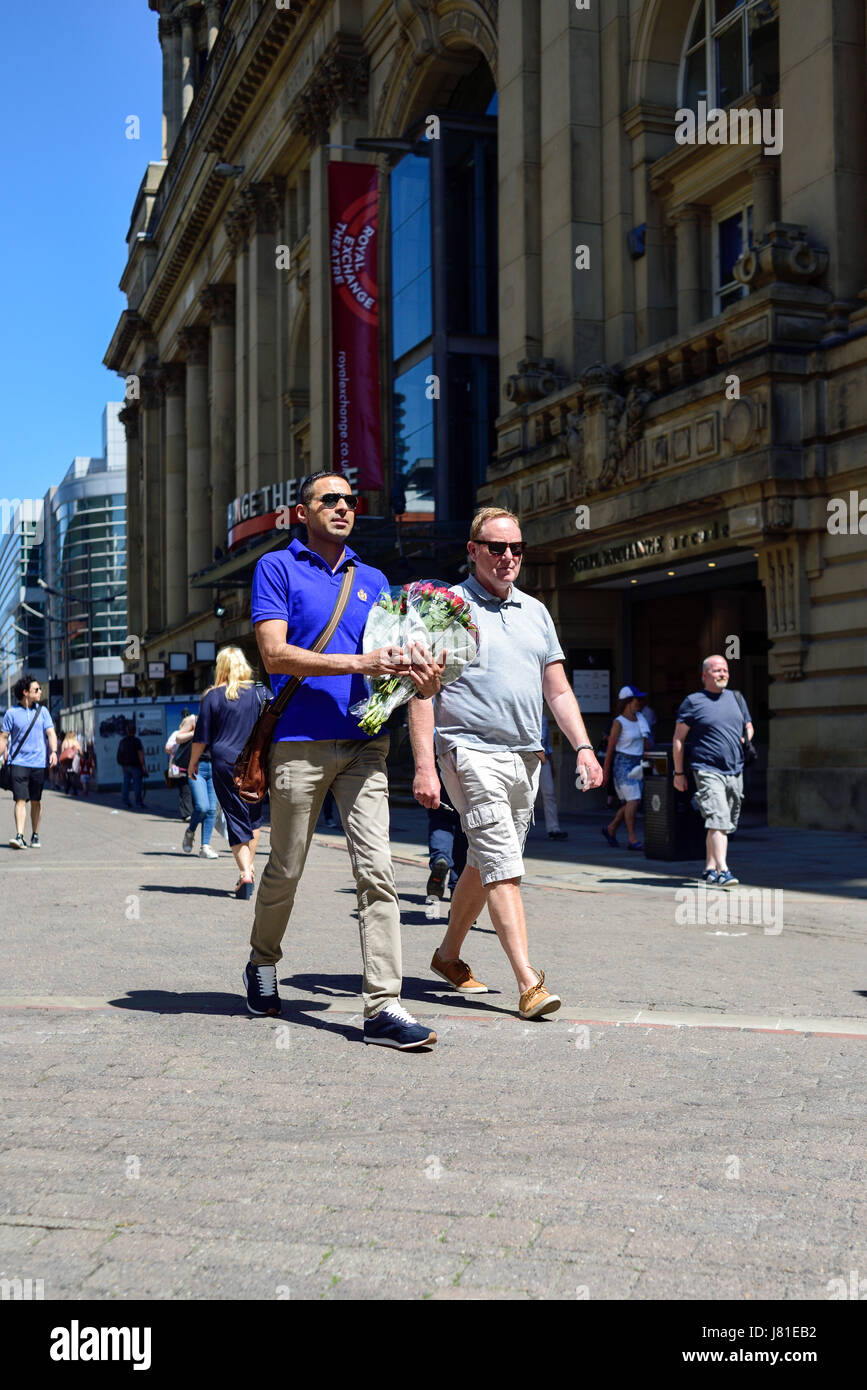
[233,561,356,804]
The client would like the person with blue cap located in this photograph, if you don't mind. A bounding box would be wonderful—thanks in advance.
[600,685,651,850]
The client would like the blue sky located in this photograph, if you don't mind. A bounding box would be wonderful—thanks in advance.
[0,1,161,498]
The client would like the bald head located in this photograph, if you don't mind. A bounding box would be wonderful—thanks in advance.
[702,655,730,691]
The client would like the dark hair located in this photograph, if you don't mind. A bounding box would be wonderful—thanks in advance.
[298,471,348,507]
[14,674,40,702]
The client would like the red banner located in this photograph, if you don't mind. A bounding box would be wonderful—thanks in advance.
[328,163,383,491]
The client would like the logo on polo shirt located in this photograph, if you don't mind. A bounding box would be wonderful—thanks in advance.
[357,588,368,601]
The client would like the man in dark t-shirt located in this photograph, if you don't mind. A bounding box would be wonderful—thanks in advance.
[117,725,146,809]
[673,655,753,888]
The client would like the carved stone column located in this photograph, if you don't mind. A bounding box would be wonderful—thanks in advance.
[159,364,188,631]
[225,205,251,497]
[179,327,210,611]
[751,157,778,244]
[242,181,283,494]
[201,284,237,559]
[158,14,182,158]
[118,403,143,643]
[673,205,704,333]
[204,0,220,53]
[180,5,195,121]
[140,373,164,636]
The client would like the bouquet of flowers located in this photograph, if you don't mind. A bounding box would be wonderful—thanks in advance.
[351,580,480,735]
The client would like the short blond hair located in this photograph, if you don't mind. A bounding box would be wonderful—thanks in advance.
[470,506,521,542]
[209,646,255,701]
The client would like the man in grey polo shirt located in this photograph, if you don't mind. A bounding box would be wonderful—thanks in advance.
[409,506,603,1019]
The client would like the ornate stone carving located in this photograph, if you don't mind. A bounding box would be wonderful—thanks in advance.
[504,357,566,406]
[567,363,653,497]
[724,395,764,452]
[178,326,209,365]
[200,283,235,326]
[759,541,808,680]
[224,203,251,256]
[391,0,445,60]
[118,403,140,441]
[242,178,285,235]
[157,362,186,397]
[734,222,829,291]
[292,38,370,146]
[765,497,794,532]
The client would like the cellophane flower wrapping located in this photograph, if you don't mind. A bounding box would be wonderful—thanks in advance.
[351,580,481,735]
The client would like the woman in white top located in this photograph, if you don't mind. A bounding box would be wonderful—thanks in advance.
[601,685,650,850]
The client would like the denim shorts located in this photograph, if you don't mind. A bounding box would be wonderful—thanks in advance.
[613,752,642,803]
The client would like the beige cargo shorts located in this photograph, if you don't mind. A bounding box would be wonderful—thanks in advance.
[437,744,541,885]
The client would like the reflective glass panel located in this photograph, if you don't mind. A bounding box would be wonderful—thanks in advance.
[393,357,435,516]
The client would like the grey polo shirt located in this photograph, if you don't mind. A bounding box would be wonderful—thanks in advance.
[433,576,565,754]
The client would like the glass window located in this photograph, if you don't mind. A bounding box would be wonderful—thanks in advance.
[716,20,744,105]
[393,357,435,516]
[391,155,431,362]
[683,45,707,111]
[680,0,777,111]
[716,204,752,311]
[688,1,706,47]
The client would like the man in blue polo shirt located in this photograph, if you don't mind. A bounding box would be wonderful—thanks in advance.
[246,470,444,1050]
[0,674,58,849]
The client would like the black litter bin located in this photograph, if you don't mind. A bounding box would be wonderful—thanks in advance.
[642,752,706,861]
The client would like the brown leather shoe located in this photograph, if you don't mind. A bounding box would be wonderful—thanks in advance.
[518,968,561,1019]
[430,949,488,993]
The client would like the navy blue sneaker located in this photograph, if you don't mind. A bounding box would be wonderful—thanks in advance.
[716,869,739,888]
[700,868,719,884]
[363,1001,437,1050]
[243,958,282,1017]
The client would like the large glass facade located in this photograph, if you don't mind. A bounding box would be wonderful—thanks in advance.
[389,108,498,523]
[53,491,126,662]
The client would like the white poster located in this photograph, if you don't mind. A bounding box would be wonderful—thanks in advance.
[572,669,610,714]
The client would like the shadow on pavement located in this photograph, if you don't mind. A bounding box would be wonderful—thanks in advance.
[108,990,245,1016]
[138,883,241,899]
[284,971,511,1018]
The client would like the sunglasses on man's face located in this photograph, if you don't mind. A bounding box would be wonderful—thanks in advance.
[478,540,527,557]
[313,492,359,510]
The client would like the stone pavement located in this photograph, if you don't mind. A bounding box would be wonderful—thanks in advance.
[0,787,864,1301]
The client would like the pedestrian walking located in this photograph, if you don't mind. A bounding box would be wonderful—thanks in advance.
[601,686,651,850]
[49,730,64,791]
[673,655,753,887]
[117,723,146,808]
[61,732,83,796]
[165,709,195,821]
[425,767,469,905]
[247,470,443,1048]
[0,675,58,849]
[186,648,266,896]
[409,507,603,1018]
[537,713,567,840]
[80,743,94,796]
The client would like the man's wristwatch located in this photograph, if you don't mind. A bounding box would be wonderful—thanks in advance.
[576,744,593,754]
[673,769,685,777]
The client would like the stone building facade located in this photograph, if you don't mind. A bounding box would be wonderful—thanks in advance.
[106,0,866,829]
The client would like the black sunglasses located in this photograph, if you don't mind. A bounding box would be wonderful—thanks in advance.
[313,492,359,510]
[478,540,527,557]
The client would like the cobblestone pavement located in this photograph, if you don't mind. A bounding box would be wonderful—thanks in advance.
[1,789,864,1300]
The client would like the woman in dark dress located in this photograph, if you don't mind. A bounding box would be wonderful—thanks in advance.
[188,647,265,898]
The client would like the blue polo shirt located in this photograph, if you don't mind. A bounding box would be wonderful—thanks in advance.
[2,703,54,768]
[251,538,389,741]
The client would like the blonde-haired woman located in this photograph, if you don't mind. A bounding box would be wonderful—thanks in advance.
[188,646,266,898]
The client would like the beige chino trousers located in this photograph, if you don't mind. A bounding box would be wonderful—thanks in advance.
[249,736,402,1017]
